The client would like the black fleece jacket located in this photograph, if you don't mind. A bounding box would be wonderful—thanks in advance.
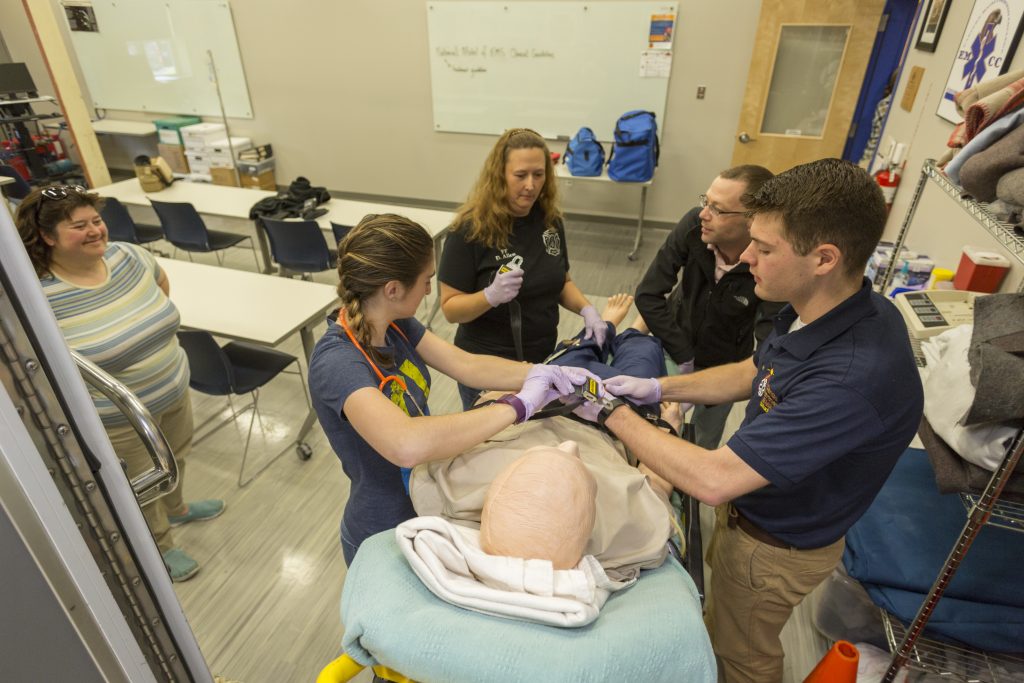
[635,207,783,367]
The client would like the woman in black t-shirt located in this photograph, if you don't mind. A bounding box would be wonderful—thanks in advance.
[439,128,603,409]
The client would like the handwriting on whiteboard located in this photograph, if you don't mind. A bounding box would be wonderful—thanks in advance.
[437,45,555,75]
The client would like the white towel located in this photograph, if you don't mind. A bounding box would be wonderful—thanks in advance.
[922,325,1018,471]
[395,516,634,628]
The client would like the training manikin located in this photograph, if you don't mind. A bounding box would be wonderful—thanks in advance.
[480,441,597,569]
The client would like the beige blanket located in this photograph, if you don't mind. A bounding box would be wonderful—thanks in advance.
[409,416,671,582]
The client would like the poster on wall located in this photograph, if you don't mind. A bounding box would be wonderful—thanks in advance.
[938,0,1024,123]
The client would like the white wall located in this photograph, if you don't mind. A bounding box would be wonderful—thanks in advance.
[879,0,1024,292]
[1,0,760,225]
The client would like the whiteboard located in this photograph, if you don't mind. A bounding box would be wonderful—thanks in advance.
[426,1,677,141]
[63,0,253,119]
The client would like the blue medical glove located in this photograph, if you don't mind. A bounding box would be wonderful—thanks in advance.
[483,268,523,307]
[604,375,662,405]
[580,305,607,347]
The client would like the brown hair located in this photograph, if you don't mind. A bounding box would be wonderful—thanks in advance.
[16,186,103,277]
[452,127,561,249]
[720,164,774,203]
[742,158,886,276]
[336,213,434,366]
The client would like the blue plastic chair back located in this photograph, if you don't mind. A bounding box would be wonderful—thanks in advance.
[100,197,142,243]
[262,217,334,273]
[331,222,354,246]
[150,200,210,250]
[0,164,32,200]
[177,330,235,396]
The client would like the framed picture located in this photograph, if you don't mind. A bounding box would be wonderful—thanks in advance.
[937,0,1024,123]
[916,0,951,52]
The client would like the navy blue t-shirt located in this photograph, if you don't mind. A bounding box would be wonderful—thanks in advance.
[308,314,430,551]
[727,279,923,549]
[439,206,570,362]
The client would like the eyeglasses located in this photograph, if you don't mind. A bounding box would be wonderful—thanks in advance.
[699,194,746,217]
[41,185,87,200]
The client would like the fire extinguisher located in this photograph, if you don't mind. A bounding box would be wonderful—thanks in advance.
[875,166,901,213]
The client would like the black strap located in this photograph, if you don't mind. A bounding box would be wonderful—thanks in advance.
[509,300,524,362]
[470,395,678,437]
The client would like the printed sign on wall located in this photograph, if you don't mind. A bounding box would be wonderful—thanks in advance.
[937,0,1024,124]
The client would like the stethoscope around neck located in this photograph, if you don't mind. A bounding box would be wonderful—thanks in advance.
[336,310,425,416]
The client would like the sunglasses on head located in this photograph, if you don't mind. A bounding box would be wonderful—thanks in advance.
[35,185,89,227]
[41,185,87,200]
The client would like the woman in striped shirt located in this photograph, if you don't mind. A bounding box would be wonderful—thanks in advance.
[17,185,223,583]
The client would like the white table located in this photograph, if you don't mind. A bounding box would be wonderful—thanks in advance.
[157,257,338,459]
[96,178,455,323]
[44,119,157,136]
[554,164,653,260]
[94,178,278,224]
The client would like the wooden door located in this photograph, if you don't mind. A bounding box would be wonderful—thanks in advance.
[731,0,887,172]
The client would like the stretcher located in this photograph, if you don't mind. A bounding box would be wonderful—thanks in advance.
[317,528,715,683]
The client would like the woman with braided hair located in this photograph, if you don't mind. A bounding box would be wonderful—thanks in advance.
[308,213,591,565]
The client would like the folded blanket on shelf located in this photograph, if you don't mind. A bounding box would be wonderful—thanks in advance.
[946,109,1024,185]
[922,326,1019,470]
[959,123,1024,201]
[861,581,1024,653]
[966,293,1024,425]
[918,416,1024,502]
[843,448,1024,651]
[947,69,1024,151]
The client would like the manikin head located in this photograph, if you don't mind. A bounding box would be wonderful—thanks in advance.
[479,441,597,569]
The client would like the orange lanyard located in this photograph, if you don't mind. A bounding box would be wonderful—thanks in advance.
[336,311,412,393]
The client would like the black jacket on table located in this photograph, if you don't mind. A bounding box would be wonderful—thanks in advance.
[635,206,783,367]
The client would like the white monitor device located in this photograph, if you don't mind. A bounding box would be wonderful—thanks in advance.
[894,290,981,339]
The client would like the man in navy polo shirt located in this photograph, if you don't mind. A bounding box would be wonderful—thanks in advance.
[598,158,923,683]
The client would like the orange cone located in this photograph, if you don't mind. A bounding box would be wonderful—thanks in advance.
[803,640,859,683]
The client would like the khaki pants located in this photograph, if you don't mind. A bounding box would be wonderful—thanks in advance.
[105,392,193,554]
[704,505,844,683]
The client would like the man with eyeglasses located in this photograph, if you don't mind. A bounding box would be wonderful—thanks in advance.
[634,165,780,450]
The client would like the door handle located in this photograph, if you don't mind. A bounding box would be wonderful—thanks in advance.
[738,132,754,144]
[72,351,178,505]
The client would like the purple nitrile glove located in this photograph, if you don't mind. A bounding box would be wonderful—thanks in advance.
[515,364,578,419]
[678,359,695,375]
[572,400,603,423]
[553,365,603,392]
[483,268,524,307]
[604,375,662,405]
[580,305,607,347]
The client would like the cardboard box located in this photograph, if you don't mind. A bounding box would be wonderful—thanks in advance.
[208,136,252,157]
[154,116,201,145]
[210,166,240,187]
[157,143,189,174]
[185,152,209,175]
[181,122,227,151]
[239,168,276,191]
[237,157,275,175]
